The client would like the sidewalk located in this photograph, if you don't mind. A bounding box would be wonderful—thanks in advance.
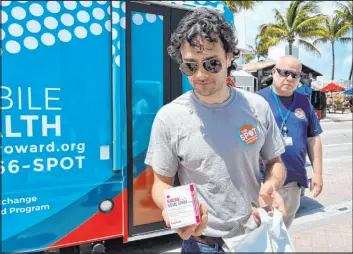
[289,153,353,252]
[290,214,352,252]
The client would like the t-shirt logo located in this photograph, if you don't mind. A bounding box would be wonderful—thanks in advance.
[295,108,306,119]
[239,124,258,145]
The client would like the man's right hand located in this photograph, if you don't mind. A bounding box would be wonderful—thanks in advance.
[252,207,261,225]
[162,203,208,240]
[259,180,287,218]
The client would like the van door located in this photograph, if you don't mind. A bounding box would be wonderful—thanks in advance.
[125,2,188,237]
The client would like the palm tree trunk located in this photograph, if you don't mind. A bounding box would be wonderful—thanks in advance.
[331,42,335,80]
[349,61,353,81]
[288,40,293,55]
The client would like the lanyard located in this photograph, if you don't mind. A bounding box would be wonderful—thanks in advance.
[271,87,296,133]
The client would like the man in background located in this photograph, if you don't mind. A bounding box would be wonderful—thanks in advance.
[257,55,323,228]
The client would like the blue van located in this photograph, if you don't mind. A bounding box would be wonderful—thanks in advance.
[1,1,235,252]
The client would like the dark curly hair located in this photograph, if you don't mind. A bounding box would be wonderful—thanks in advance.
[167,7,240,76]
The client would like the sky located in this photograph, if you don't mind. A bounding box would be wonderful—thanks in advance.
[234,1,353,82]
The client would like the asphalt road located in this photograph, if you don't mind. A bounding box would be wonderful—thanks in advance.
[321,121,352,159]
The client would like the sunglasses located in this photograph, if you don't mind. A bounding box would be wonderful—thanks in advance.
[275,68,301,79]
[179,58,222,76]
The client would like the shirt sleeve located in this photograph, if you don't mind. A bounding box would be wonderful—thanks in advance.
[260,104,286,161]
[307,102,323,137]
[144,115,179,177]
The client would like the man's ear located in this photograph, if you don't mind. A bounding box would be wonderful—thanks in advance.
[272,68,276,76]
[226,53,233,67]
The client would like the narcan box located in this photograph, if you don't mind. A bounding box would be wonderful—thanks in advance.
[164,183,201,229]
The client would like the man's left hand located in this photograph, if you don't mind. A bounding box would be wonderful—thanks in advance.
[310,172,323,198]
[258,181,287,218]
[192,203,208,236]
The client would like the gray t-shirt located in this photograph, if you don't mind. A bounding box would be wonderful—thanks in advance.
[145,87,285,238]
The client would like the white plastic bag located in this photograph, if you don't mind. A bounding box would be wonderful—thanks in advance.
[223,207,295,252]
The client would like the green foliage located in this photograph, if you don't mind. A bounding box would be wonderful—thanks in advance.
[223,1,262,14]
[258,1,327,57]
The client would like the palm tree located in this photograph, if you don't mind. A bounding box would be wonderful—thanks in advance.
[259,1,327,57]
[313,14,352,80]
[335,1,353,28]
[224,1,262,14]
[242,35,269,63]
[243,53,255,64]
[335,1,353,80]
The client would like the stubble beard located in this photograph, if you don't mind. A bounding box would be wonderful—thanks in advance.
[193,81,222,97]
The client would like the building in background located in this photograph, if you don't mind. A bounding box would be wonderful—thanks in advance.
[311,79,352,90]
[230,69,257,92]
[311,76,324,90]
[329,80,352,90]
[242,60,322,91]
[285,45,299,58]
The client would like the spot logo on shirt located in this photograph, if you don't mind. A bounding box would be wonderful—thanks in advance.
[239,124,258,145]
[295,108,306,119]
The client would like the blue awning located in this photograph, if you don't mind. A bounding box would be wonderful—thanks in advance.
[344,88,353,95]
[296,85,313,96]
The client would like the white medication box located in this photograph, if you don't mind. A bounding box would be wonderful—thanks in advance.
[164,183,201,229]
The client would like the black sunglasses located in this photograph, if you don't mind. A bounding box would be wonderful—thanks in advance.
[275,68,301,79]
[179,58,222,76]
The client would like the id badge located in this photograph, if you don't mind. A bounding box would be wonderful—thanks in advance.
[284,136,293,146]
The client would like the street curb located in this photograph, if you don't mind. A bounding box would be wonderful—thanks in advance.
[320,119,353,123]
[290,200,352,234]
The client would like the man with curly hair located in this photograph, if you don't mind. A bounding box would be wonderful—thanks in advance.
[145,7,288,253]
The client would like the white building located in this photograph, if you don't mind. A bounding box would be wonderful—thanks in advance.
[311,76,324,90]
[231,70,257,92]
[285,45,299,58]
[329,79,353,90]
[311,78,352,90]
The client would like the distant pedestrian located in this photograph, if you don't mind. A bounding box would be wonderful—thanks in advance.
[257,55,324,228]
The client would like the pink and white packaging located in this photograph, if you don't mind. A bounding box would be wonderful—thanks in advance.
[164,183,201,229]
